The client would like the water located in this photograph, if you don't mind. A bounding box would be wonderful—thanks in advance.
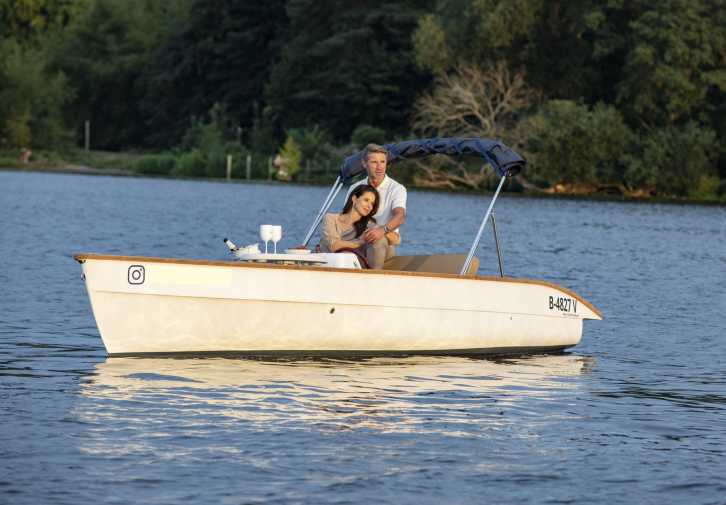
[1,171,725,504]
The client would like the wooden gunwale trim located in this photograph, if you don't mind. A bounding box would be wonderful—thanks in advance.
[73,252,603,319]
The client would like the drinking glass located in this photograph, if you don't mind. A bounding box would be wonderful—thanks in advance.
[259,225,273,254]
[271,225,282,254]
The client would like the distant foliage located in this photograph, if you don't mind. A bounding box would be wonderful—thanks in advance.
[411,63,535,143]
[412,14,448,75]
[616,0,726,128]
[264,0,433,142]
[180,104,230,152]
[287,126,332,164]
[133,154,176,175]
[525,101,633,187]
[50,0,190,149]
[350,125,386,148]
[174,104,250,178]
[0,39,72,148]
[0,0,79,148]
[0,0,87,42]
[276,135,302,181]
[411,0,725,196]
[141,0,287,148]
[1,1,723,198]
[173,150,206,178]
[625,123,717,196]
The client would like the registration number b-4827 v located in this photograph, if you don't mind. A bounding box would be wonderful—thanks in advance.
[549,295,578,314]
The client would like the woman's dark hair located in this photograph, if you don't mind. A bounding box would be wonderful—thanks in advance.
[342,184,380,237]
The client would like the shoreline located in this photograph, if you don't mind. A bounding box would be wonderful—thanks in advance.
[2,163,724,207]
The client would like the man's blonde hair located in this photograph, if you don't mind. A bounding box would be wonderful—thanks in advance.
[363,143,388,160]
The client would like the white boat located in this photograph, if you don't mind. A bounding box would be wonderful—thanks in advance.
[75,138,602,356]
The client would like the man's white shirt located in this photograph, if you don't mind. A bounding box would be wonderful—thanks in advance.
[347,176,407,234]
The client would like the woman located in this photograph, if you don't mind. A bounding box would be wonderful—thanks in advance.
[319,184,385,268]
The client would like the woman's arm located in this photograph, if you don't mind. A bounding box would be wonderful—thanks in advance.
[329,239,364,251]
[320,214,364,252]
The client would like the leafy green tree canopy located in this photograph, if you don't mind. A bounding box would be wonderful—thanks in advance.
[0,0,87,42]
[50,0,190,149]
[525,100,633,187]
[265,0,433,142]
[142,0,288,148]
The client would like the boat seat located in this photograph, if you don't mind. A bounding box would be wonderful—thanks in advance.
[383,254,479,275]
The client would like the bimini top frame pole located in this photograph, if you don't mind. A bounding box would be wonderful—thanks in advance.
[460,173,508,275]
[302,176,343,247]
[490,211,505,277]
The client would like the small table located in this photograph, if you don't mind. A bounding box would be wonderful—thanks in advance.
[234,252,362,269]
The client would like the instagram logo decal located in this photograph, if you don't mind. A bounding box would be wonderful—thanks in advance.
[127,265,145,285]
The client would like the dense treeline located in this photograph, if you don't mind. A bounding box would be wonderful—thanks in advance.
[1,0,725,199]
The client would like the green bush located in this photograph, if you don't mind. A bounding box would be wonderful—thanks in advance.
[173,150,206,177]
[350,125,386,148]
[276,135,302,181]
[133,154,176,175]
[228,148,276,180]
[0,150,18,166]
[0,39,72,149]
[689,176,720,200]
[285,126,340,180]
[205,145,228,178]
[525,100,633,187]
[717,179,726,198]
[179,103,229,151]
[288,126,331,161]
[225,142,272,179]
[626,123,717,196]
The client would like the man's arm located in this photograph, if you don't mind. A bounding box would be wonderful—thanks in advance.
[363,207,406,243]
[385,207,406,232]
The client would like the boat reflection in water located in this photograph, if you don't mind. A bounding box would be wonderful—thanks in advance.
[78,355,594,436]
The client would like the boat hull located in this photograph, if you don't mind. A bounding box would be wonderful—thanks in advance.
[76,254,601,355]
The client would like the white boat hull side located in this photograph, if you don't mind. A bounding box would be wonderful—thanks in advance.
[77,255,601,355]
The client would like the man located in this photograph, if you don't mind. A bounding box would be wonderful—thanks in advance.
[347,143,407,268]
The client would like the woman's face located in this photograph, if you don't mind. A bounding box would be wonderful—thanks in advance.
[352,191,376,217]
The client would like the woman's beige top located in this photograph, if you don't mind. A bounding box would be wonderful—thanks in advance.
[319,213,373,252]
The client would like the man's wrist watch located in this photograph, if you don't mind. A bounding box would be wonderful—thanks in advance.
[383,224,390,233]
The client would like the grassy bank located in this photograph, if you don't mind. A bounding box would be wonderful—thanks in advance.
[2,148,724,205]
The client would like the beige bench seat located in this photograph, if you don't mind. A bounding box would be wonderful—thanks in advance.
[383,254,479,275]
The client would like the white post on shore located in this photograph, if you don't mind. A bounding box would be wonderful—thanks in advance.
[226,155,232,180]
[246,155,252,180]
[84,120,90,151]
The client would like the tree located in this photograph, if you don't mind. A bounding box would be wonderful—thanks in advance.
[142,0,288,148]
[0,0,83,148]
[412,0,615,102]
[625,123,717,196]
[408,63,535,190]
[0,0,87,42]
[264,0,432,142]
[0,39,72,148]
[411,62,534,142]
[525,100,633,188]
[276,135,302,180]
[616,0,726,129]
[412,0,726,190]
[50,0,190,149]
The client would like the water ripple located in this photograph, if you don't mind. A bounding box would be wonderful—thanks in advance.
[2,172,726,504]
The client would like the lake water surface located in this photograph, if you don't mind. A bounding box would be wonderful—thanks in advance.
[1,171,725,504]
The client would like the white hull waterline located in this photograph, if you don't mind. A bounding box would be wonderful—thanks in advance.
[76,254,602,356]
